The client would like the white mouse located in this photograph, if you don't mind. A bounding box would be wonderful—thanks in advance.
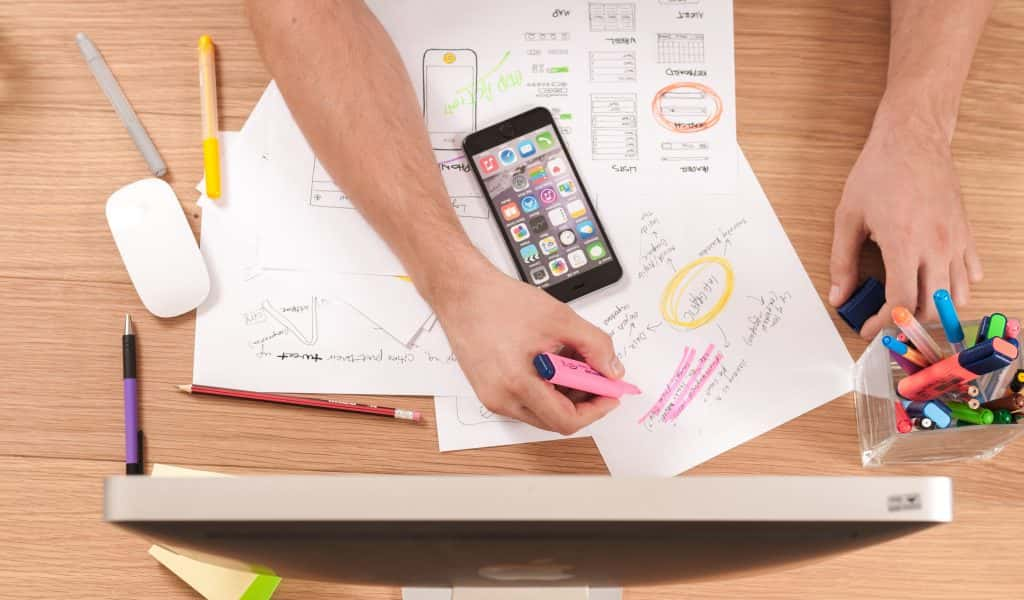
[106,178,210,318]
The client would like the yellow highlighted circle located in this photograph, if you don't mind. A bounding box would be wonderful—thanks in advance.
[660,256,734,328]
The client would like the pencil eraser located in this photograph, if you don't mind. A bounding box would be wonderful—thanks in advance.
[837,277,886,333]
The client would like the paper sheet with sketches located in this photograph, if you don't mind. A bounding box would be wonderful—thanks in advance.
[257,0,737,276]
[193,131,472,396]
[584,153,854,476]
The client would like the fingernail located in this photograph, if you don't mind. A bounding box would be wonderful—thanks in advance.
[828,284,841,306]
[609,356,624,378]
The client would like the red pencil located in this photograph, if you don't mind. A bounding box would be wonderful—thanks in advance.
[176,384,422,422]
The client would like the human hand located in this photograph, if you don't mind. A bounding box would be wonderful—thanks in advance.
[829,106,983,339]
[430,258,624,435]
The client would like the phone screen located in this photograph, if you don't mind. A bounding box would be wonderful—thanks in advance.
[471,125,614,289]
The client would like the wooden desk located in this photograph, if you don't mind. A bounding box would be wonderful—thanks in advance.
[2,1,1022,598]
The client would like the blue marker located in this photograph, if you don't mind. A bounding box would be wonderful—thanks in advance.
[901,400,953,429]
[933,289,964,353]
[882,335,911,356]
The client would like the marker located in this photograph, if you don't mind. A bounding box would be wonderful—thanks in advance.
[901,400,952,429]
[76,33,167,177]
[913,417,935,431]
[896,333,910,345]
[945,401,994,425]
[932,290,965,353]
[985,313,1008,340]
[897,338,1018,402]
[1005,319,1021,341]
[892,307,943,364]
[198,35,221,198]
[1008,370,1024,394]
[882,336,928,368]
[177,385,422,421]
[992,409,1014,425]
[533,353,641,398]
[974,316,991,346]
[893,401,913,433]
[123,314,143,475]
[982,393,1024,412]
[889,350,921,375]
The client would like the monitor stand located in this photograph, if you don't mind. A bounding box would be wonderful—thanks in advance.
[403,588,622,600]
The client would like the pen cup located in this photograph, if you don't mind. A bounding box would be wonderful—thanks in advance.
[854,320,1024,466]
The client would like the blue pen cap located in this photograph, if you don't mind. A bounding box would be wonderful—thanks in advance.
[932,289,964,344]
[882,335,909,355]
[959,338,1016,375]
[533,354,556,380]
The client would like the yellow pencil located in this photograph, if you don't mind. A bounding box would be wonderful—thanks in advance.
[198,35,221,199]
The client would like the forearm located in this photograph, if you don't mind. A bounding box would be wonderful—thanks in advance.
[246,0,489,303]
[879,0,993,140]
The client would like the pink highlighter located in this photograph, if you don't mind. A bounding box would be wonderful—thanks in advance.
[533,353,642,399]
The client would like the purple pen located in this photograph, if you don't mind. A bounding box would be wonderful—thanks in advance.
[123,314,143,475]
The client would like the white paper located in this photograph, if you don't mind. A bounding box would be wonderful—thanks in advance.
[258,0,737,274]
[193,133,473,396]
[589,151,853,476]
[434,395,589,452]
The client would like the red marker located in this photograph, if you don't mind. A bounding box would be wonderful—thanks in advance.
[893,401,913,433]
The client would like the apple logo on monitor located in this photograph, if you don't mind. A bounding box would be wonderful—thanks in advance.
[478,559,575,582]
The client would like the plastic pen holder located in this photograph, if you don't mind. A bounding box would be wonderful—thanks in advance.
[854,320,1024,467]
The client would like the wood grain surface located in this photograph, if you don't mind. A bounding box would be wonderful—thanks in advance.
[2,1,1023,598]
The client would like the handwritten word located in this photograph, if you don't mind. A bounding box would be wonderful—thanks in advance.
[639,345,696,424]
[661,256,734,329]
[676,11,704,19]
[275,352,323,362]
[665,68,708,78]
[605,36,638,45]
[706,359,747,405]
[450,51,523,115]
[279,305,309,313]
[742,291,793,346]
[697,218,749,257]
[243,311,266,326]
[611,164,638,174]
[249,329,287,348]
[552,8,571,17]
[679,165,711,174]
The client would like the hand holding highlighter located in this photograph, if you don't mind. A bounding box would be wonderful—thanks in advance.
[533,353,641,399]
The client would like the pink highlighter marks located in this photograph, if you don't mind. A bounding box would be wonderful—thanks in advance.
[533,353,641,399]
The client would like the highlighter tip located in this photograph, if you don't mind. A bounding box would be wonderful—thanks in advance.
[892,306,912,325]
[198,34,213,51]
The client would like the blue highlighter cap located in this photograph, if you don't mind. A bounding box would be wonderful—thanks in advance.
[838,277,886,333]
[932,289,964,344]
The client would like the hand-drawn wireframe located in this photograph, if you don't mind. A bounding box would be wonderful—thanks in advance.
[660,255,734,329]
[651,81,723,133]
[591,93,639,160]
[656,33,705,64]
[261,297,320,346]
[588,2,637,32]
[589,50,637,83]
[422,49,478,151]
[659,141,710,162]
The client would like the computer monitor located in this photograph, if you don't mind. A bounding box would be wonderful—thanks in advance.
[105,475,951,599]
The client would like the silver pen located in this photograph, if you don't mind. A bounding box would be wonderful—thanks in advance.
[75,32,167,177]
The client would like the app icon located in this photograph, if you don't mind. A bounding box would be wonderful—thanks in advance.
[558,229,577,246]
[528,164,547,182]
[547,156,568,178]
[500,202,521,221]
[511,170,529,192]
[576,219,596,240]
[566,199,586,219]
[520,243,540,264]
[510,222,530,242]
[536,131,555,150]
[567,249,587,268]
[517,140,536,158]
[530,266,550,285]
[557,179,576,197]
[539,235,558,255]
[520,195,539,213]
[547,207,568,227]
[498,148,517,165]
[586,240,608,261]
[549,257,568,277]
[528,214,549,235]
[538,187,558,205]
[479,155,499,175]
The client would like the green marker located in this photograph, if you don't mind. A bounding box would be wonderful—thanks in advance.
[986,313,1007,340]
[993,409,1014,425]
[946,401,994,425]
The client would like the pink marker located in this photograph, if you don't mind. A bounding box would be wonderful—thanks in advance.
[1006,318,1021,340]
[533,353,641,398]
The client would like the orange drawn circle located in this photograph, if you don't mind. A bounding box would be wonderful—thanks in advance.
[651,82,723,133]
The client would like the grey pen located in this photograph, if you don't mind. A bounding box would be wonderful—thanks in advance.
[75,32,167,177]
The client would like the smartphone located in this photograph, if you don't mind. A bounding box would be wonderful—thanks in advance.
[464,107,623,302]
[422,49,478,151]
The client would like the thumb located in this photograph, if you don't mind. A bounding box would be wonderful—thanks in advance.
[829,208,867,307]
[555,311,624,380]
